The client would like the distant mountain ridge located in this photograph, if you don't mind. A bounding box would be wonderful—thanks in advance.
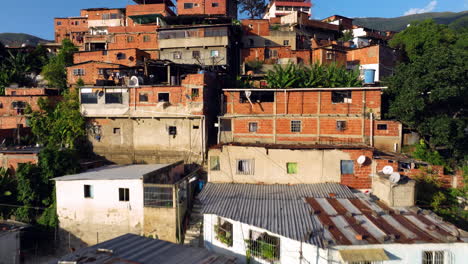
[353,11,468,32]
[0,33,51,47]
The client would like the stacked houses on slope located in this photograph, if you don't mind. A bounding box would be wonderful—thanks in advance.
[49,1,467,263]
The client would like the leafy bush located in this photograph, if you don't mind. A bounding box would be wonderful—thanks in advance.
[265,63,362,88]
[413,140,446,166]
[246,60,264,73]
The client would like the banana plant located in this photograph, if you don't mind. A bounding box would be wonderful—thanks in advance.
[266,64,301,88]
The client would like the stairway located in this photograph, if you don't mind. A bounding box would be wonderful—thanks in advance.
[183,198,204,247]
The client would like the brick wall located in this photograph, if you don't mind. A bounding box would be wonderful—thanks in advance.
[107,32,159,50]
[54,17,88,45]
[67,62,125,86]
[242,47,312,65]
[126,3,174,17]
[241,20,270,36]
[340,149,373,189]
[347,45,380,65]
[177,0,232,16]
[406,166,465,189]
[73,49,151,67]
[0,153,39,172]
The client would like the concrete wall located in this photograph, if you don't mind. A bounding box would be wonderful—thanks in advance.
[0,230,20,264]
[144,206,177,243]
[208,146,374,187]
[372,176,416,207]
[204,214,468,264]
[159,47,228,66]
[88,118,204,164]
[56,179,144,249]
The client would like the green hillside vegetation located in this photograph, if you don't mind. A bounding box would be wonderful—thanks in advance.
[354,11,468,32]
[0,33,51,47]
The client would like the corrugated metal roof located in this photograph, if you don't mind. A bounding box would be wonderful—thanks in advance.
[199,183,355,247]
[199,183,467,248]
[52,164,172,181]
[56,233,236,264]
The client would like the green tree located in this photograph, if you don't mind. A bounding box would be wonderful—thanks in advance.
[386,20,468,161]
[41,39,77,90]
[0,168,16,218]
[28,90,85,149]
[238,0,268,19]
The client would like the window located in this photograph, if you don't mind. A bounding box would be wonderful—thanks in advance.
[377,124,388,130]
[158,93,169,102]
[113,128,121,135]
[192,51,200,59]
[143,35,151,42]
[73,69,85,76]
[287,162,298,174]
[210,50,219,57]
[168,126,177,136]
[210,156,220,171]
[336,121,347,131]
[75,21,80,25]
[265,49,278,59]
[173,51,182,59]
[84,185,93,198]
[81,93,98,104]
[283,40,289,46]
[291,120,302,133]
[105,92,122,104]
[341,160,354,174]
[215,217,233,247]
[236,159,254,175]
[331,91,352,103]
[249,122,258,133]
[422,251,444,264]
[139,93,149,102]
[116,53,126,60]
[110,13,118,19]
[212,2,219,7]
[119,188,130,202]
[247,230,280,261]
[102,14,110,20]
[127,36,134,43]
[102,50,108,55]
[191,88,199,98]
[326,51,334,60]
[184,3,194,9]
[239,91,274,103]
[57,21,62,25]
[144,186,173,208]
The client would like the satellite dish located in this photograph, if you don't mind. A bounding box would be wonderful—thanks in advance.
[129,76,143,87]
[382,166,394,175]
[245,90,252,98]
[357,155,366,165]
[389,172,401,184]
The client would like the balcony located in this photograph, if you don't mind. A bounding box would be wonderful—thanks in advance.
[158,27,229,49]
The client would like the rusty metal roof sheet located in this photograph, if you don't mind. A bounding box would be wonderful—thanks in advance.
[55,233,236,264]
[199,183,467,248]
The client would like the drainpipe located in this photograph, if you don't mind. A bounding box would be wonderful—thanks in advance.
[370,112,374,147]
[284,90,287,114]
[201,115,206,163]
[175,185,181,244]
[217,116,221,144]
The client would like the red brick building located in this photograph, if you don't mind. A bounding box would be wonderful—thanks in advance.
[177,0,237,17]
[219,87,402,152]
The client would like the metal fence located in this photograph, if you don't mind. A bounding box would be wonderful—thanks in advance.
[246,231,280,262]
[144,186,174,208]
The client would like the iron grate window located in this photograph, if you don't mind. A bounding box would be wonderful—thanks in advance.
[422,251,444,264]
[215,217,233,247]
[119,188,130,202]
[144,186,173,208]
[246,231,280,261]
[105,93,122,104]
[291,120,302,133]
[249,122,258,133]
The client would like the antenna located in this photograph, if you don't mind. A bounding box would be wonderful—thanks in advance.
[382,166,394,175]
[357,155,366,165]
[389,172,401,184]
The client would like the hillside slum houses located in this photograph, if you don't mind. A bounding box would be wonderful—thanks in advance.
[1,0,465,263]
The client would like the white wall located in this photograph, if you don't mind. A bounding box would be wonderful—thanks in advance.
[56,179,144,247]
[203,214,329,264]
[204,214,468,264]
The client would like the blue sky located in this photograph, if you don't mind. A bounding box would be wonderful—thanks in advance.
[0,0,466,40]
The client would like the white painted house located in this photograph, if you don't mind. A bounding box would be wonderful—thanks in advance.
[199,183,468,264]
[54,161,197,250]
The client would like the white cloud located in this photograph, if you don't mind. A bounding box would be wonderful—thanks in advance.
[404,1,437,16]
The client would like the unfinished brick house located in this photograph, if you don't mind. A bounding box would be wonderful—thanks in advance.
[347,44,399,82]
[0,87,61,145]
[67,61,131,86]
[177,0,237,18]
[54,16,88,47]
[241,12,340,73]
[218,87,402,152]
[79,60,219,164]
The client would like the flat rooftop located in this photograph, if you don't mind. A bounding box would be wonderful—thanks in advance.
[53,164,173,181]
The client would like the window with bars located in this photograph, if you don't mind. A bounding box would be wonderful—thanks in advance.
[215,217,233,247]
[81,93,98,104]
[422,251,444,264]
[173,51,182,59]
[236,159,254,175]
[291,120,302,133]
[118,188,130,202]
[246,231,280,261]
[127,36,134,43]
[105,92,122,104]
[144,186,173,208]
[73,69,85,76]
[143,35,151,42]
[210,156,220,171]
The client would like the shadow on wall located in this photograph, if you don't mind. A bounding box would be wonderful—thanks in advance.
[205,241,249,264]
